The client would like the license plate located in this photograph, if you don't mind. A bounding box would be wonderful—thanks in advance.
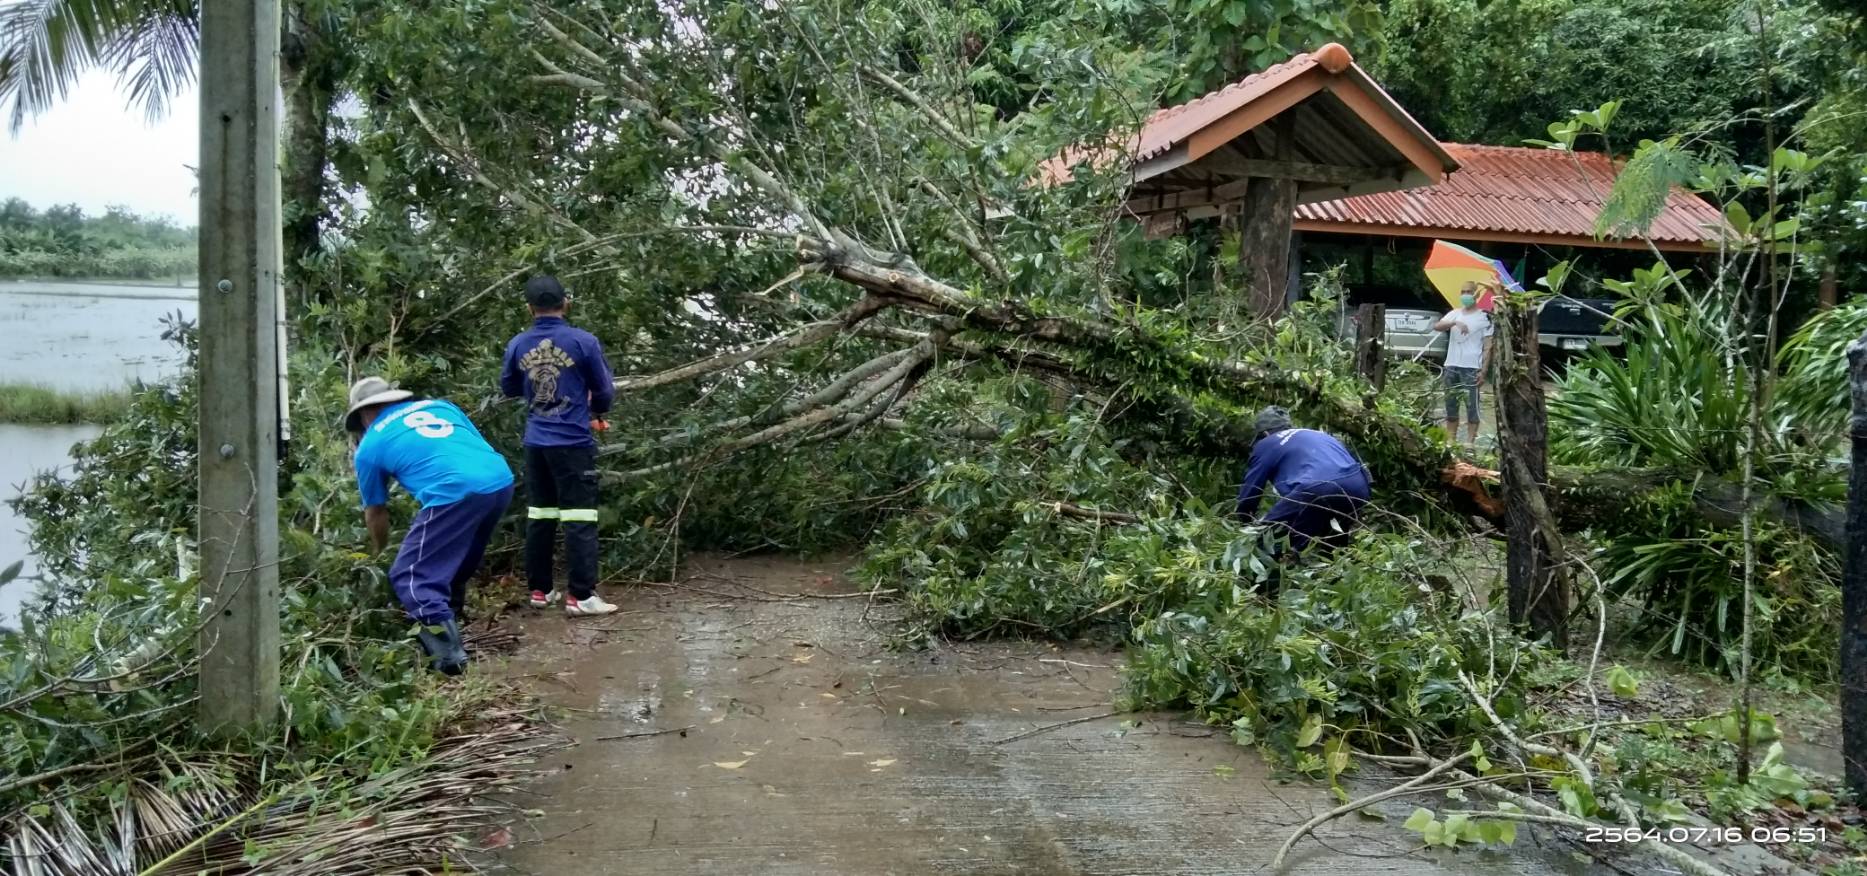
[1560,338,1589,350]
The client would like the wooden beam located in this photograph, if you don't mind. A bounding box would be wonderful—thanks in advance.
[1324,76,1451,183]
[1198,152,1401,186]
[198,0,283,732]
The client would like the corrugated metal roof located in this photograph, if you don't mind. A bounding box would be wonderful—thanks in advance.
[1293,144,1727,249]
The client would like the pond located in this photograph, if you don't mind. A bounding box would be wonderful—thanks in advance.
[0,281,193,626]
[0,424,102,626]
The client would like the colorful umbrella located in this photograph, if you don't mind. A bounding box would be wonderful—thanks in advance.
[1423,240,1522,312]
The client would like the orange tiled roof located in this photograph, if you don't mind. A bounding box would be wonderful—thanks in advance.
[1293,144,1727,250]
[1039,44,1454,188]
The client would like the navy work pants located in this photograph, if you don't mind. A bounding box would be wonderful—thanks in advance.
[389,485,513,624]
[1262,479,1370,556]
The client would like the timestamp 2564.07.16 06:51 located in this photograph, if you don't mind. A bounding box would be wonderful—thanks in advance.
[1583,826,1827,845]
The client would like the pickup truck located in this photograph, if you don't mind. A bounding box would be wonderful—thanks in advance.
[1342,285,1619,362]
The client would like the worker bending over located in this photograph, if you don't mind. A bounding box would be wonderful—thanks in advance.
[1235,407,1372,558]
[346,377,514,675]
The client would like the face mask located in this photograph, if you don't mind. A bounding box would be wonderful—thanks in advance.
[1460,294,1476,308]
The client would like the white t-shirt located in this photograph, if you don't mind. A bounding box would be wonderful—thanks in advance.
[1442,308,1493,370]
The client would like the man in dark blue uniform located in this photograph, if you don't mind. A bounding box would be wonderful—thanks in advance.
[346,377,515,675]
[1235,407,1372,558]
[500,275,621,617]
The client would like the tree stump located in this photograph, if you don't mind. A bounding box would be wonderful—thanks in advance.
[1354,303,1386,393]
[1497,296,1568,649]
[1842,330,1867,795]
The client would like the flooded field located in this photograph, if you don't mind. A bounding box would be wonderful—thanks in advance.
[0,280,195,391]
[0,281,191,625]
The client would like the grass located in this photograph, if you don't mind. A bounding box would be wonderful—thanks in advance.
[0,383,132,425]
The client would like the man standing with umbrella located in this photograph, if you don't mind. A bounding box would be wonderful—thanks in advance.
[1434,281,1494,448]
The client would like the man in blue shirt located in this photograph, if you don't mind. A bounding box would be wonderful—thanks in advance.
[346,376,515,674]
[500,276,620,617]
[1235,407,1372,561]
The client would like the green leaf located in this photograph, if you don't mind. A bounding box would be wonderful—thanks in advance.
[1222,1,1250,27]
[1296,713,1323,748]
[1606,664,1639,698]
[1495,821,1518,845]
[1725,202,1753,235]
[1421,819,1445,846]
[1403,807,1435,833]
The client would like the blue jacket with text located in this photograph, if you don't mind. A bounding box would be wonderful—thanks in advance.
[500,316,615,448]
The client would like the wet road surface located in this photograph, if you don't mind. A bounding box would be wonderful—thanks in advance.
[488,555,1604,875]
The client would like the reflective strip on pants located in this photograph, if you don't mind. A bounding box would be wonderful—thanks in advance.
[559,509,599,523]
[528,507,561,520]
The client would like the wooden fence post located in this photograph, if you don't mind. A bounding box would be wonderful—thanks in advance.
[1841,331,1867,795]
[1354,303,1386,393]
[1497,296,1568,649]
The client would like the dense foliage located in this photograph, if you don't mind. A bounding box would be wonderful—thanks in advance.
[0,198,195,280]
[7,0,1867,866]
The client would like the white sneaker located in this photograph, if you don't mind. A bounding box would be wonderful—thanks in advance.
[529,589,562,608]
[564,594,620,617]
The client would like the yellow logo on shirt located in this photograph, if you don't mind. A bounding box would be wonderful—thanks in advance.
[519,339,577,415]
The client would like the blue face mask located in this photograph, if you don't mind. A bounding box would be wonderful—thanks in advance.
[1460,294,1476,308]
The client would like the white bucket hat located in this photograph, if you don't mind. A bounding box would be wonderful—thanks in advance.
[342,376,414,432]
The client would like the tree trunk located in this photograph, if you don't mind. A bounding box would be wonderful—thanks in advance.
[1235,176,1296,321]
[1841,329,1867,796]
[1354,303,1386,394]
[1822,264,1839,310]
[1497,297,1567,648]
[279,4,332,303]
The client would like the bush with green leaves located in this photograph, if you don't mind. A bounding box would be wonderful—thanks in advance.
[1124,535,1547,773]
[1549,258,1847,678]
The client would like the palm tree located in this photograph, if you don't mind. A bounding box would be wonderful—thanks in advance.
[0,0,343,295]
[0,0,200,133]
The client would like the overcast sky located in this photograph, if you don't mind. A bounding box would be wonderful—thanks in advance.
[0,70,200,224]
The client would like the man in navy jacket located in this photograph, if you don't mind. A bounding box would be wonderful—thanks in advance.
[1235,407,1372,557]
[500,276,621,616]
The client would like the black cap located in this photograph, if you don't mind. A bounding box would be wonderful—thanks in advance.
[525,275,568,309]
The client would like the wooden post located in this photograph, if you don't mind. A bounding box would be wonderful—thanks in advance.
[1841,331,1867,795]
[1497,295,1568,649]
[1237,176,1297,320]
[1354,303,1386,393]
[1821,264,1839,310]
[198,0,282,732]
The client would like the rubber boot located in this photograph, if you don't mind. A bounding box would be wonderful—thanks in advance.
[416,618,468,676]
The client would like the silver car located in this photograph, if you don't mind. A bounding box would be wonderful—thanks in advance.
[1381,307,1449,361]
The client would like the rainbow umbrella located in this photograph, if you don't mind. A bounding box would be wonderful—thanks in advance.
[1424,240,1522,312]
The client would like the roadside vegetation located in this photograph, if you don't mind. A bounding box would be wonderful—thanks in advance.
[0,382,132,425]
[0,199,195,282]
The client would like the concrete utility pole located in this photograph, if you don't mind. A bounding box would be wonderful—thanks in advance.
[197,0,283,732]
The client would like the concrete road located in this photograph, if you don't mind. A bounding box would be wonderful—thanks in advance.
[488,555,1602,876]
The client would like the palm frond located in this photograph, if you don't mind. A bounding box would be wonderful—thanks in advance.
[0,0,198,133]
[1,710,553,875]
[99,0,197,126]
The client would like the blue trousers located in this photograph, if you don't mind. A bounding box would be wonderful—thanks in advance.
[389,486,513,624]
[1262,479,1370,556]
